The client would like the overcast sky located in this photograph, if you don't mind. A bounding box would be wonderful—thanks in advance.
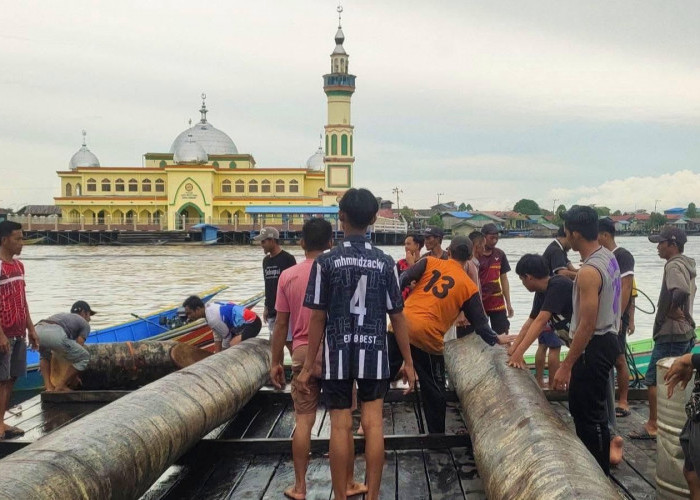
[1,0,699,212]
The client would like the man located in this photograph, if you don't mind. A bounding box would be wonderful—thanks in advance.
[542,226,578,279]
[663,348,700,498]
[392,236,514,433]
[182,296,261,352]
[270,218,368,500]
[297,188,416,500]
[37,300,94,392]
[421,226,448,260]
[552,206,621,475]
[631,226,696,441]
[0,221,39,440]
[478,222,514,333]
[598,218,635,417]
[508,254,571,390]
[254,227,296,348]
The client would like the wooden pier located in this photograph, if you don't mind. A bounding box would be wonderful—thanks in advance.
[1,387,658,499]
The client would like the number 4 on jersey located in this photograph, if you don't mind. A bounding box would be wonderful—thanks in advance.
[350,275,368,326]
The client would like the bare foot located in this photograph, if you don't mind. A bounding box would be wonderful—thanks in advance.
[53,386,73,393]
[284,485,306,500]
[346,481,368,496]
[610,435,624,466]
[356,423,364,436]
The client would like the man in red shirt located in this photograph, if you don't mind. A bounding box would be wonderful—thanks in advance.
[478,223,514,333]
[0,221,39,440]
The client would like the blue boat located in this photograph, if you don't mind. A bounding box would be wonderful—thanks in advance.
[15,285,228,393]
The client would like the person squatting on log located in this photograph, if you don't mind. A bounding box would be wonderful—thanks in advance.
[36,300,94,392]
[182,296,261,352]
[552,206,621,476]
[296,188,416,500]
[270,217,369,500]
[391,235,516,434]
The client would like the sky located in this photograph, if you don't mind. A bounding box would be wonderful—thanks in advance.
[1,0,699,212]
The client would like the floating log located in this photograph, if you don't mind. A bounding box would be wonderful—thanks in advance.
[0,337,271,500]
[50,340,212,390]
[444,335,622,499]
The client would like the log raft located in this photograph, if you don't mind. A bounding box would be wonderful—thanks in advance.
[0,337,271,500]
[444,334,623,499]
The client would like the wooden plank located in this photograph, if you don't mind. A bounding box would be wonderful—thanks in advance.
[452,446,485,498]
[424,449,465,499]
[138,465,190,500]
[269,403,297,439]
[228,455,281,499]
[396,450,430,499]
[378,451,397,499]
[194,456,251,500]
[41,390,130,404]
[445,402,467,435]
[262,455,296,500]
[391,401,420,435]
[242,401,287,439]
[2,397,45,427]
[610,460,656,500]
[383,402,394,435]
[301,454,333,500]
[219,400,263,439]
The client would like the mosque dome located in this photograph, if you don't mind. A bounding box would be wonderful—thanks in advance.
[306,146,325,170]
[170,94,238,156]
[174,134,208,164]
[69,131,100,169]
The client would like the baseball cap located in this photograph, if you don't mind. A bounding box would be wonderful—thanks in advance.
[598,218,616,235]
[253,227,280,242]
[448,236,473,254]
[481,223,500,235]
[423,226,444,238]
[649,226,687,245]
[71,300,96,316]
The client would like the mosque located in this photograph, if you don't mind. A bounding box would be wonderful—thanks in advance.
[55,9,355,231]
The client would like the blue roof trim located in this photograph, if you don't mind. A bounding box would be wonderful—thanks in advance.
[245,205,339,215]
[444,211,473,219]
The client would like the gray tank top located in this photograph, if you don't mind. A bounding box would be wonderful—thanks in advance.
[570,246,621,337]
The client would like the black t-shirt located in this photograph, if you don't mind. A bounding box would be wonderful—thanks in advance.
[262,249,297,317]
[529,274,573,332]
[613,246,635,324]
[542,239,570,276]
[304,235,403,380]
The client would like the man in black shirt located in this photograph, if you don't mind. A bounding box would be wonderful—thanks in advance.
[298,188,416,500]
[255,227,296,350]
[542,226,578,279]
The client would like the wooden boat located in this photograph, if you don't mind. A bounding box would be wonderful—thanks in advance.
[14,285,229,393]
[22,237,45,245]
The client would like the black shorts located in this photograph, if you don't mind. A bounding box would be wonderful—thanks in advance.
[487,310,510,334]
[321,378,389,410]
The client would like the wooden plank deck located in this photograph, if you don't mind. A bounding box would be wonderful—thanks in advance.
[1,388,659,499]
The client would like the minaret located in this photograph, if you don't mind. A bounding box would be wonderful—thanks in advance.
[323,5,355,190]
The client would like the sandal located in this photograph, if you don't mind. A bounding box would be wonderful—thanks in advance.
[3,426,25,439]
[628,429,656,440]
[615,407,631,418]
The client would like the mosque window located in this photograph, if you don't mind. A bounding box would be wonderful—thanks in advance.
[222,179,232,193]
[65,183,72,197]
[75,183,82,196]
[142,179,152,192]
[87,178,97,192]
[153,210,163,225]
[212,161,219,168]
[115,179,125,192]
[289,179,299,193]
[341,134,348,155]
[101,179,111,192]
[229,161,236,169]
[155,179,165,192]
[159,160,167,168]
[249,180,258,193]
[128,179,138,192]
[261,180,271,193]
[326,135,329,155]
[235,180,244,193]
[331,135,338,155]
[126,210,136,224]
[276,180,285,193]
[350,135,353,156]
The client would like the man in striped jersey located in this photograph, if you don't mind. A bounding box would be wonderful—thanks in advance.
[297,188,416,500]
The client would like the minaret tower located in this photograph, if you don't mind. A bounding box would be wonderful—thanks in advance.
[323,5,355,190]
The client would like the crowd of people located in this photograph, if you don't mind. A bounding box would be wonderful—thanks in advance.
[1,187,698,498]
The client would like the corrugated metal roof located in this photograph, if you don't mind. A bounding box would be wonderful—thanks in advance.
[245,206,339,215]
[443,211,473,219]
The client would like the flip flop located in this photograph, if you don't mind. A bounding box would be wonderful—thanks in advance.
[628,429,656,440]
[615,407,631,418]
[3,426,25,439]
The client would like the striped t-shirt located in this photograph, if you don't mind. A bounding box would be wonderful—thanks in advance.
[304,235,403,380]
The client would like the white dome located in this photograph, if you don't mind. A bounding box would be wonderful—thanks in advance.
[174,135,208,164]
[306,146,325,170]
[170,95,238,155]
[69,131,100,169]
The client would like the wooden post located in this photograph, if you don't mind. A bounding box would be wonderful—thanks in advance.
[444,335,622,499]
[0,338,271,500]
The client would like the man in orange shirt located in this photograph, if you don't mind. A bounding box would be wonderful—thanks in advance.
[389,236,515,433]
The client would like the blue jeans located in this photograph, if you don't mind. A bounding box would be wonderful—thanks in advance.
[644,338,695,386]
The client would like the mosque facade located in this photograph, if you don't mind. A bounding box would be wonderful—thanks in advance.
[55,10,355,230]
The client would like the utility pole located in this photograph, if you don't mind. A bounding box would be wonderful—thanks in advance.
[392,186,403,209]
[437,192,445,206]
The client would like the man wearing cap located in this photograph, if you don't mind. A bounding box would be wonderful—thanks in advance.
[631,226,697,440]
[421,226,448,260]
[35,301,94,392]
[392,236,514,433]
[254,227,296,347]
[478,223,514,334]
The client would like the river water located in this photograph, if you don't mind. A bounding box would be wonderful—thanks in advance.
[16,236,700,350]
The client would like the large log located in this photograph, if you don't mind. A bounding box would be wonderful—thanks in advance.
[444,335,622,499]
[51,340,213,390]
[0,337,271,500]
